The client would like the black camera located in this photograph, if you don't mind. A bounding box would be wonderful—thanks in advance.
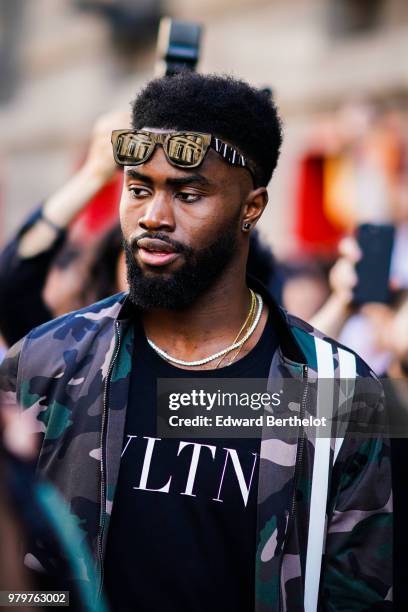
[155,17,202,77]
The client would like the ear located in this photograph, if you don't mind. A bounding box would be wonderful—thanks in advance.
[241,187,268,233]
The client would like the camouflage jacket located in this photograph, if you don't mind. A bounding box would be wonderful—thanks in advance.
[0,283,392,611]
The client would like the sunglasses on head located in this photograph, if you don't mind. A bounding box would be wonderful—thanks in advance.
[111,129,258,185]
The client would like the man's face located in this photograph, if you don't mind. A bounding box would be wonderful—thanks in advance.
[120,128,256,309]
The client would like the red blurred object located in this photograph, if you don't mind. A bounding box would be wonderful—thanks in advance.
[71,169,122,242]
[294,154,343,255]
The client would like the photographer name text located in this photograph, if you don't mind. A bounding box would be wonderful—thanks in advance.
[168,415,327,428]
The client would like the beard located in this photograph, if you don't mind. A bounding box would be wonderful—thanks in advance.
[123,221,239,310]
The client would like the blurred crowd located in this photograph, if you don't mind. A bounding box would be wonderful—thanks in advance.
[292,99,408,377]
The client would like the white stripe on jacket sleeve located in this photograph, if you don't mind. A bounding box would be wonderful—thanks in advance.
[304,337,334,612]
[333,348,357,463]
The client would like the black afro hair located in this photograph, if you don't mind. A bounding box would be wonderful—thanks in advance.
[131,72,283,187]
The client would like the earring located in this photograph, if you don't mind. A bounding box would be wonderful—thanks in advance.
[243,222,251,231]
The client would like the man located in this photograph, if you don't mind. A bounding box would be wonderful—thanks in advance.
[0,72,392,611]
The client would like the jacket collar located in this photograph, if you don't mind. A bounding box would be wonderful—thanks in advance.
[114,274,307,365]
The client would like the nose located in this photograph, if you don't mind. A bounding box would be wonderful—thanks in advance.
[138,192,175,233]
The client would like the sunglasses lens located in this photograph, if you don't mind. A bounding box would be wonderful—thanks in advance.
[166,133,206,167]
[113,132,154,164]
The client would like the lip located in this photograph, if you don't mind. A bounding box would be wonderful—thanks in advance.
[138,248,179,267]
[135,238,180,267]
[137,238,175,253]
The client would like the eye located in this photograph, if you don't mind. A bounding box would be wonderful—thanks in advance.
[128,186,151,199]
[176,192,201,203]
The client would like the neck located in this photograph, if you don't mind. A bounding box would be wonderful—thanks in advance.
[141,267,267,367]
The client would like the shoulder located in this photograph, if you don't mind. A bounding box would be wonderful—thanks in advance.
[3,293,128,405]
[25,292,127,343]
[284,311,386,442]
[11,292,127,382]
[284,310,379,382]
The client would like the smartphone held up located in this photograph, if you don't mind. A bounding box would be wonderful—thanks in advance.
[353,223,395,305]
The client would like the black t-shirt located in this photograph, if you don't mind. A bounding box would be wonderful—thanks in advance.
[104,313,278,612]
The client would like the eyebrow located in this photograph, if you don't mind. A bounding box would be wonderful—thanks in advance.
[125,169,211,188]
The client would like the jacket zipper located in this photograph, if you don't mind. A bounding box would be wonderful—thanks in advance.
[289,365,308,518]
[97,320,122,597]
[278,364,308,611]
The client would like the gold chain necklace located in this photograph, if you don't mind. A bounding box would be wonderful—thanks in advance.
[147,290,263,368]
[215,289,256,368]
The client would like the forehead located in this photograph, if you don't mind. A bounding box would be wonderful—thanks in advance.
[142,126,196,134]
[123,145,222,181]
